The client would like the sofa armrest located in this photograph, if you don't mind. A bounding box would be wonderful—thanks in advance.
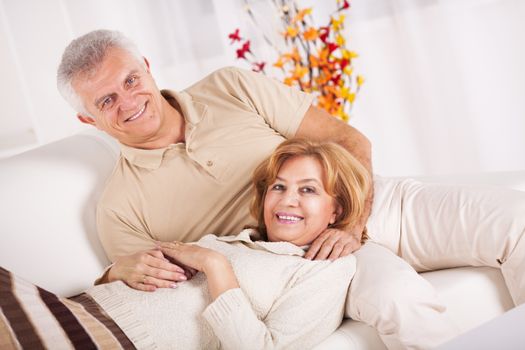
[0,131,118,296]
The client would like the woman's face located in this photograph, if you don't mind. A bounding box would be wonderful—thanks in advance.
[264,155,339,245]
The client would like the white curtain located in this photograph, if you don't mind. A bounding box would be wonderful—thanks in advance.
[345,0,525,175]
[0,0,523,177]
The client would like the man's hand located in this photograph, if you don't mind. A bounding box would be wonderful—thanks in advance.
[107,248,191,292]
[305,227,363,260]
[159,241,239,300]
[158,241,223,273]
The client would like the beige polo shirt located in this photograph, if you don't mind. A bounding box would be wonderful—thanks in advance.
[97,67,314,261]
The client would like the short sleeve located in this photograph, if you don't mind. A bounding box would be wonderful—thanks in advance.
[96,204,156,262]
[209,67,315,138]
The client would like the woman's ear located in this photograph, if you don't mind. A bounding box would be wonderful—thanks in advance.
[329,204,343,225]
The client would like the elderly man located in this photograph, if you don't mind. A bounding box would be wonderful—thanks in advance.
[58,30,525,349]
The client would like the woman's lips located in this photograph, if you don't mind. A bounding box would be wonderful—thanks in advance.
[275,212,304,224]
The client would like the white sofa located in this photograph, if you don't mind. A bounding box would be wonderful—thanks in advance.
[1,131,523,349]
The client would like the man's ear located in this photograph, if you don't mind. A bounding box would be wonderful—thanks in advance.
[143,56,150,72]
[77,114,96,126]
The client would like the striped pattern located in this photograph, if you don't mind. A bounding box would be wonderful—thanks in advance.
[0,266,135,349]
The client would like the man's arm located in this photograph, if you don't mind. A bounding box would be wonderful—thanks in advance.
[296,105,374,259]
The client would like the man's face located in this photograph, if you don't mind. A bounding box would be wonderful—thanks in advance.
[73,48,166,147]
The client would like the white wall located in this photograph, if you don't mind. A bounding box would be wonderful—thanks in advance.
[0,0,523,176]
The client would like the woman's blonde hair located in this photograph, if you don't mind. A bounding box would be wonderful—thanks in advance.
[250,138,370,240]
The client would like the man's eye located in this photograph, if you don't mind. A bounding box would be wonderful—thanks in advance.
[101,97,113,109]
[126,76,137,86]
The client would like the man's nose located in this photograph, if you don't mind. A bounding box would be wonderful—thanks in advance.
[119,91,139,111]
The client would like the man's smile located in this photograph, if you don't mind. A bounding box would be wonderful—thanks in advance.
[124,102,147,122]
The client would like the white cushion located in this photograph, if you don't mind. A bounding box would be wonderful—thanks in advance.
[315,267,514,349]
[0,131,118,296]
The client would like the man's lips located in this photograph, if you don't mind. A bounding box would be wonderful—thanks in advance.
[275,212,304,224]
[124,102,147,122]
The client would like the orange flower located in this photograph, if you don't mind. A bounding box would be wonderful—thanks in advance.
[283,76,295,86]
[303,27,319,41]
[292,64,308,80]
[228,1,360,121]
[330,15,345,31]
[284,26,299,39]
[357,75,365,86]
[293,8,312,23]
[308,54,319,68]
[283,47,301,62]
[273,56,286,69]
[335,34,345,46]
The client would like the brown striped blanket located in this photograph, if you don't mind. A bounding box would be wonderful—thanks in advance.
[0,266,135,349]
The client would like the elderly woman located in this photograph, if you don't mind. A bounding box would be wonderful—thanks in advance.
[86,138,370,349]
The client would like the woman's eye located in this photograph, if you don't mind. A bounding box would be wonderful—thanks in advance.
[300,186,316,194]
[271,184,284,191]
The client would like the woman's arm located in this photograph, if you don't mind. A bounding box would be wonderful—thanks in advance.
[159,242,239,299]
[203,256,356,350]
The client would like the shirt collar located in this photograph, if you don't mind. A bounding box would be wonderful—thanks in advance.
[216,229,308,257]
[119,89,208,170]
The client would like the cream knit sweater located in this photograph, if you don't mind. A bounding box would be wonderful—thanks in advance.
[88,229,356,349]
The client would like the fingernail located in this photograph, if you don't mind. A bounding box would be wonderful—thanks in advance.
[170,283,177,289]
[179,275,187,281]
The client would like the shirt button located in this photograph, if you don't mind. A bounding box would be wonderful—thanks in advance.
[206,160,214,167]
[187,147,193,153]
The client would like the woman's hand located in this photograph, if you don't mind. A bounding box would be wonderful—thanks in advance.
[107,248,190,292]
[159,241,240,300]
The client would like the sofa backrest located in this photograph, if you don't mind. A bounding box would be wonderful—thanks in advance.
[0,130,119,296]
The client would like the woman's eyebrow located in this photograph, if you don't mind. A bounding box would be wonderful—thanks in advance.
[298,178,322,185]
[275,176,321,185]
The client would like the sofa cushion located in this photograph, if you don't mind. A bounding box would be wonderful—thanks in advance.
[0,131,118,296]
[314,266,514,349]
[0,266,134,349]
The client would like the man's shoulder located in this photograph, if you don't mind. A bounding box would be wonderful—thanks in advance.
[184,66,254,96]
[202,66,245,81]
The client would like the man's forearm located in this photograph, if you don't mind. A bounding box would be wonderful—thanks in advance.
[296,105,375,241]
[331,125,374,242]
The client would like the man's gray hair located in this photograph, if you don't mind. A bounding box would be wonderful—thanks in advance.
[57,29,144,115]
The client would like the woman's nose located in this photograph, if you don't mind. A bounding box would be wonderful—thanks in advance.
[281,190,299,206]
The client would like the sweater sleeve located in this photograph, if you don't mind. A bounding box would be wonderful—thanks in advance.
[202,255,356,350]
